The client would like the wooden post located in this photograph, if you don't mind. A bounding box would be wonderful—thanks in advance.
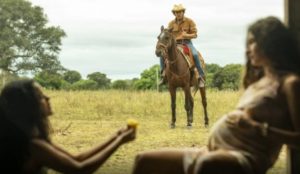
[156,66,159,92]
[284,0,300,174]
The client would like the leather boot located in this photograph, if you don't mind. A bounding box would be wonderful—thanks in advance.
[198,76,205,88]
[159,70,167,85]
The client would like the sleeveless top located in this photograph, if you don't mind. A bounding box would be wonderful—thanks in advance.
[208,76,292,173]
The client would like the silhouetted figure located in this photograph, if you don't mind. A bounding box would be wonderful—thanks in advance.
[0,79,135,174]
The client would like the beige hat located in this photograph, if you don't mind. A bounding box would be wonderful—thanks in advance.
[172,4,186,12]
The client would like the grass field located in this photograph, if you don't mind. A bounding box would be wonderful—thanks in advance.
[46,89,286,174]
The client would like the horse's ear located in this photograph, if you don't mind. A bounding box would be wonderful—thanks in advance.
[161,25,164,32]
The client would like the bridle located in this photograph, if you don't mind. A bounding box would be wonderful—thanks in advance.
[156,32,189,79]
[156,40,178,65]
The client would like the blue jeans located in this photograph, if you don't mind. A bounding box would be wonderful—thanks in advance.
[186,41,204,77]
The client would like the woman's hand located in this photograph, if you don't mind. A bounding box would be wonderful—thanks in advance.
[225,110,258,130]
[117,127,136,144]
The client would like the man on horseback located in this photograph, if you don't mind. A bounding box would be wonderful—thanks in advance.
[159,4,205,86]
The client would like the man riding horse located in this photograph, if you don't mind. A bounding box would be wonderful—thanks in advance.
[159,4,205,86]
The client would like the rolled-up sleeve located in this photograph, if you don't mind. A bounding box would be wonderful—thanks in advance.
[189,19,197,36]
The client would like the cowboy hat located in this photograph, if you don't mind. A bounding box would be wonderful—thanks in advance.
[172,4,186,12]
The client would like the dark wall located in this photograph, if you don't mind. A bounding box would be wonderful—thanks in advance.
[284,1,300,174]
[285,0,300,48]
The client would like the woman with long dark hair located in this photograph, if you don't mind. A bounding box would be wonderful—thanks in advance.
[0,79,136,174]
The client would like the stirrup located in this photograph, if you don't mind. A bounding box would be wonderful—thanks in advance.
[198,77,205,88]
[159,78,166,85]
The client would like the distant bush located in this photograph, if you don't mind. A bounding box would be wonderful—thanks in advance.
[87,72,111,89]
[70,80,98,90]
[111,80,131,90]
[63,70,82,84]
[34,71,65,90]
[211,64,243,90]
[133,65,160,90]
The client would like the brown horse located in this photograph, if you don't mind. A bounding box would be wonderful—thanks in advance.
[155,26,209,128]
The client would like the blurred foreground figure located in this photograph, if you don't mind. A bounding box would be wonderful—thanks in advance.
[0,79,136,174]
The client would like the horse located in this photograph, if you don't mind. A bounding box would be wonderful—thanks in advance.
[155,26,209,128]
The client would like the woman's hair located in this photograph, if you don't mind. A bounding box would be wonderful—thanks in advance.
[243,58,264,88]
[0,79,51,172]
[243,16,300,88]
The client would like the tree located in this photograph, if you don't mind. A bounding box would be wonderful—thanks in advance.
[0,0,66,74]
[133,65,160,90]
[111,80,130,90]
[34,71,65,89]
[205,63,222,88]
[206,63,221,74]
[87,72,111,89]
[211,64,243,90]
[70,80,98,90]
[63,70,82,84]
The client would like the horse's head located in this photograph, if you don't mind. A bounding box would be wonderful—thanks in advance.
[155,25,174,58]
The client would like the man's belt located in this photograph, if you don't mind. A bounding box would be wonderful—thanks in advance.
[176,39,191,44]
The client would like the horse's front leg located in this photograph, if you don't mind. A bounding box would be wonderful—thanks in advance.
[169,87,176,129]
[200,86,209,127]
[184,86,193,128]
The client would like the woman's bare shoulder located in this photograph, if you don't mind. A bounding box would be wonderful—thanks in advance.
[282,74,300,93]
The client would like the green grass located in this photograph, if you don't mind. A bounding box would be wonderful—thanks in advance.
[46,89,286,174]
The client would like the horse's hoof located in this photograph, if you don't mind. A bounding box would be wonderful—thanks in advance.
[170,124,175,129]
[187,124,192,129]
[204,122,209,128]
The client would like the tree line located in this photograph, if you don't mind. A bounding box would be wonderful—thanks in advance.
[1,63,243,91]
[0,0,243,91]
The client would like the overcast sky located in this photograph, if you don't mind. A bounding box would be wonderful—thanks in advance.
[29,0,283,80]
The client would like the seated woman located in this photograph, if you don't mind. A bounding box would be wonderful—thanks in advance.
[132,16,300,174]
[0,80,136,174]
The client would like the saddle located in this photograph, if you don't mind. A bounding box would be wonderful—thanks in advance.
[177,44,194,68]
[177,44,199,78]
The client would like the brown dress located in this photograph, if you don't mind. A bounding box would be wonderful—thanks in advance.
[208,76,292,174]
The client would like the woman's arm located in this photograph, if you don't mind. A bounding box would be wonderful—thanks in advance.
[264,126,300,148]
[30,128,135,174]
[269,75,300,148]
[235,115,300,148]
[226,107,300,148]
[283,75,300,131]
[52,128,127,161]
[230,113,300,148]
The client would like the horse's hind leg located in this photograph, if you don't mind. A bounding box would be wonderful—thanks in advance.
[200,87,209,127]
[169,87,176,128]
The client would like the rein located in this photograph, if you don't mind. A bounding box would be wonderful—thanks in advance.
[157,42,189,79]
[157,42,178,64]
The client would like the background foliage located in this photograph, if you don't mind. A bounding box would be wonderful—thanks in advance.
[0,0,244,92]
[0,0,66,75]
